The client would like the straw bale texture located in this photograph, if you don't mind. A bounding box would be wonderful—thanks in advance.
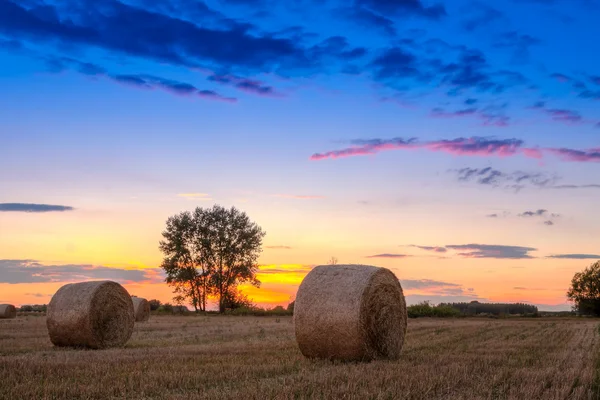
[46,281,134,349]
[294,264,407,361]
[131,297,150,322]
[0,304,17,319]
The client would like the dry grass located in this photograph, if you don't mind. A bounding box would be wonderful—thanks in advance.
[0,315,599,399]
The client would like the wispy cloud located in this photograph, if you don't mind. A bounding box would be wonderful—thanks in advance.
[453,167,600,191]
[265,245,292,250]
[311,137,600,163]
[366,253,411,259]
[0,203,75,213]
[0,260,164,284]
[445,244,537,259]
[547,254,600,259]
[409,245,448,253]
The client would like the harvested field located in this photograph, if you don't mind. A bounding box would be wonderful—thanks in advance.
[0,316,599,399]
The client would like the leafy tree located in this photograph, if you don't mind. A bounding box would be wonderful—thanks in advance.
[287,301,295,314]
[159,205,265,313]
[222,287,253,310]
[567,261,600,315]
[202,206,265,313]
[148,299,161,311]
[159,208,214,312]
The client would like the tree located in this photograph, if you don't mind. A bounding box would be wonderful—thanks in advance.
[148,299,161,311]
[222,287,253,310]
[202,206,265,313]
[159,205,265,313]
[567,261,600,315]
[159,209,212,312]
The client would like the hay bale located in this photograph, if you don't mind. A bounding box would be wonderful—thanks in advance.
[131,297,150,322]
[46,281,134,349]
[294,264,407,361]
[0,304,17,319]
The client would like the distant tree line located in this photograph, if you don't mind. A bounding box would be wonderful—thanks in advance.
[18,304,47,312]
[439,301,538,316]
[408,301,538,318]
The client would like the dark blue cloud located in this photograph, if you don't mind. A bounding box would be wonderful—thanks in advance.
[0,0,307,71]
[462,3,505,32]
[356,0,446,19]
[0,203,74,212]
[338,6,396,37]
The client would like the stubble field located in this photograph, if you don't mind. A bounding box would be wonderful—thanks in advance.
[0,315,598,400]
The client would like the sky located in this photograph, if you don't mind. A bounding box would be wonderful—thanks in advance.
[1,0,600,311]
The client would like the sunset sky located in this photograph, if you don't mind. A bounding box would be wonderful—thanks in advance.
[1,0,600,311]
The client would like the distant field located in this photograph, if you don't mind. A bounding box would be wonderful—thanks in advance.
[1,316,599,399]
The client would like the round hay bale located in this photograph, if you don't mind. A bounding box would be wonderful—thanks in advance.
[46,281,134,349]
[131,297,150,322]
[0,304,17,319]
[294,264,407,361]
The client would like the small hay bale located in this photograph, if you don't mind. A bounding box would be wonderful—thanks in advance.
[0,304,17,319]
[131,297,150,322]
[294,264,407,361]
[46,281,134,349]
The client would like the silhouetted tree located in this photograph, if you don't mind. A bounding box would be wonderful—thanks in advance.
[148,299,161,311]
[159,209,212,312]
[159,205,265,313]
[567,261,600,315]
[222,287,253,310]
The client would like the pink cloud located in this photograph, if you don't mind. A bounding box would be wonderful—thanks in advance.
[310,136,600,163]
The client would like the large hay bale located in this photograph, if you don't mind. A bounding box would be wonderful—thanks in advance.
[131,297,150,322]
[46,281,134,349]
[294,264,407,361]
[0,304,17,319]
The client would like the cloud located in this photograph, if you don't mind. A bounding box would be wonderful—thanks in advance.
[265,246,292,250]
[409,245,448,253]
[445,244,537,259]
[208,74,280,97]
[111,74,237,102]
[337,6,396,37]
[493,31,541,61]
[0,203,74,213]
[366,254,411,259]
[0,0,311,73]
[45,55,237,102]
[273,194,324,199]
[310,137,524,160]
[462,4,505,32]
[546,148,600,162]
[453,167,600,190]
[517,209,547,217]
[356,0,446,19]
[547,254,600,259]
[0,260,164,284]
[544,220,554,226]
[430,106,510,127]
[401,279,461,290]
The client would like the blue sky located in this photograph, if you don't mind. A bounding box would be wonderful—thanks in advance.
[1,0,600,310]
